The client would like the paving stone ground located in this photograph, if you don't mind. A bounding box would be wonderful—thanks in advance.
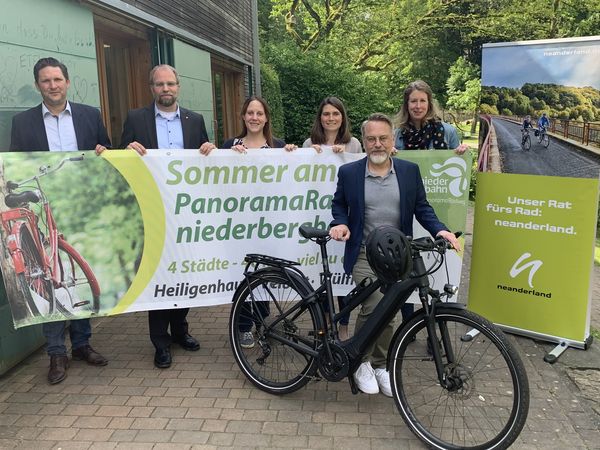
[0,209,599,449]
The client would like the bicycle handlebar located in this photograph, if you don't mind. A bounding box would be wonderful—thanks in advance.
[8,154,85,189]
[300,224,460,255]
[410,232,462,253]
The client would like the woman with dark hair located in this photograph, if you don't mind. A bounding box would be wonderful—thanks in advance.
[302,97,361,340]
[202,96,294,348]
[302,96,362,154]
[222,96,286,150]
[393,80,468,154]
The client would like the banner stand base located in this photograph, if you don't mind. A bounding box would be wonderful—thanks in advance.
[543,341,568,364]
[478,323,592,364]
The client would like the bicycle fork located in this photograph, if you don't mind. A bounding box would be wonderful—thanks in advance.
[420,290,461,391]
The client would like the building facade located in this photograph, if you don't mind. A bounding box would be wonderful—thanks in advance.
[0,0,260,148]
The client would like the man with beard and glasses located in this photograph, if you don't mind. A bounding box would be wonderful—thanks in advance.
[119,64,215,369]
[329,113,460,397]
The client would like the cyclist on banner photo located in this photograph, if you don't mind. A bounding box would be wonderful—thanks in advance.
[9,57,110,385]
[329,113,460,397]
[521,114,533,143]
[522,115,533,133]
[537,112,550,133]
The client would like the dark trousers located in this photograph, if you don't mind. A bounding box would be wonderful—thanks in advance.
[238,302,269,333]
[148,308,189,350]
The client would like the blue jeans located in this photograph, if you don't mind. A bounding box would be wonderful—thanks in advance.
[43,319,91,356]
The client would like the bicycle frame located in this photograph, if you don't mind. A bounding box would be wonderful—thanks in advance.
[1,176,61,289]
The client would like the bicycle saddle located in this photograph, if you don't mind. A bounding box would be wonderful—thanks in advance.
[299,224,329,239]
[4,190,40,208]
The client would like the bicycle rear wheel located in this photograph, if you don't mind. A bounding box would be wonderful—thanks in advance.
[19,226,51,316]
[230,270,320,394]
[54,239,100,316]
[389,307,529,450]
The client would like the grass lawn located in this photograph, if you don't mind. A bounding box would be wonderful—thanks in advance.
[456,121,479,149]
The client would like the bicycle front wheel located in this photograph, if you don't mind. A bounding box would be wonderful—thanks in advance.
[54,240,100,316]
[389,307,529,450]
[230,270,320,395]
[522,134,530,151]
[542,134,549,148]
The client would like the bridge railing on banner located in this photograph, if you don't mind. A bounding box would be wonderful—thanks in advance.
[553,120,600,147]
[477,114,492,171]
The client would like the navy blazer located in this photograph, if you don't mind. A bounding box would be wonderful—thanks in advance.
[120,103,209,149]
[331,157,448,274]
[10,103,111,151]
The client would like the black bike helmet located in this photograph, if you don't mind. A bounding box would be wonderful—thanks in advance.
[365,225,412,284]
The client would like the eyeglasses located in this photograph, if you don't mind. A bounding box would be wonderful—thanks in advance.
[364,135,392,145]
[152,81,179,88]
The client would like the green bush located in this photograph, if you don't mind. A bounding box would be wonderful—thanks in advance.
[470,158,478,201]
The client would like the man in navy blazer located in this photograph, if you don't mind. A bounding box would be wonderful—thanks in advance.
[330,113,459,397]
[120,64,215,369]
[10,102,110,152]
[120,64,214,156]
[9,57,110,385]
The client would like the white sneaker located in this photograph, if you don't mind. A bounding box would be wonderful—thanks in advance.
[353,362,379,394]
[374,368,392,397]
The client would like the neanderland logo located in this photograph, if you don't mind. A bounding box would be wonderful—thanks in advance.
[428,157,468,198]
[497,252,551,299]
[509,252,542,288]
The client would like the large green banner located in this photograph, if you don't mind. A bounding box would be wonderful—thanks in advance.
[469,172,598,343]
[0,149,470,328]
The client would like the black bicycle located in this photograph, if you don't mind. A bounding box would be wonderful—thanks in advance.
[229,225,529,450]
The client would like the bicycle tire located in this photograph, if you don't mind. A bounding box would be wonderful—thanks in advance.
[522,134,530,151]
[230,269,321,395]
[18,226,51,316]
[389,307,529,450]
[542,134,549,148]
[54,239,101,315]
[16,273,41,318]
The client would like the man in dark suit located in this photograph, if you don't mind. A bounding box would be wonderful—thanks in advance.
[120,64,214,368]
[330,113,459,397]
[9,57,110,384]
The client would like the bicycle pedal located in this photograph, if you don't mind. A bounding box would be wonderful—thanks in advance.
[73,301,90,307]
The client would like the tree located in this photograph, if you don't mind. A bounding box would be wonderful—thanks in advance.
[446,57,481,131]
[260,0,600,145]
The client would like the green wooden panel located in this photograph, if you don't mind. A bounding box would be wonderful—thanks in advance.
[0,0,95,365]
[173,39,214,141]
[0,0,99,150]
[0,277,44,375]
[0,0,96,58]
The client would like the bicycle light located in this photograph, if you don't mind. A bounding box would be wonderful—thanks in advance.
[444,284,458,296]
